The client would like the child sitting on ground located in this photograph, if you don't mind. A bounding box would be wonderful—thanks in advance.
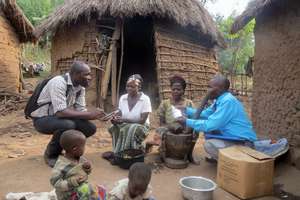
[50,130,102,200]
[108,163,154,200]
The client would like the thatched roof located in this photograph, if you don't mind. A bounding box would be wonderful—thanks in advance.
[231,0,286,34]
[35,0,225,48]
[0,0,35,42]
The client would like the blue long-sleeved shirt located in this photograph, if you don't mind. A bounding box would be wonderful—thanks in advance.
[186,92,257,142]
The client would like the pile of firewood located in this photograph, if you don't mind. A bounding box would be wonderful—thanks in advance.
[0,90,29,116]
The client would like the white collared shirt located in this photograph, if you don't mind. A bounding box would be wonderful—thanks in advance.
[118,92,152,124]
[31,73,86,118]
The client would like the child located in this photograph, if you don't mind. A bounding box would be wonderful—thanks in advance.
[50,130,101,200]
[108,163,154,200]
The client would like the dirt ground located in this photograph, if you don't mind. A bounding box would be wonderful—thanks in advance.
[0,111,299,200]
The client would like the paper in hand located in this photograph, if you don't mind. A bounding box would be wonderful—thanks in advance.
[99,110,120,121]
[171,106,183,118]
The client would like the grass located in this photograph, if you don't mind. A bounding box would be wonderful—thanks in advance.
[21,44,51,79]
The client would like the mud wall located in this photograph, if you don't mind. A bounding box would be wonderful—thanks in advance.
[51,19,93,73]
[51,19,99,106]
[253,1,300,143]
[0,10,20,92]
[154,23,218,105]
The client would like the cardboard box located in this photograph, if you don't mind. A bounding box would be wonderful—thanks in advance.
[217,146,274,199]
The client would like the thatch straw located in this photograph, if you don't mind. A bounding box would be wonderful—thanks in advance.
[231,0,285,34]
[35,0,225,48]
[0,0,35,42]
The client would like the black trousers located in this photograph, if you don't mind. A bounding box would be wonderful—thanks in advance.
[33,116,96,157]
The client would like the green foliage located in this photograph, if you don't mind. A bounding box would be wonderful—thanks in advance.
[216,15,255,74]
[21,44,51,78]
[17,0,64,78]
[22,44,50,64]
[17,0,64,25]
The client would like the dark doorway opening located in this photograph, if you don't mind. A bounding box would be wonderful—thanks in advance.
[119,16,159,107]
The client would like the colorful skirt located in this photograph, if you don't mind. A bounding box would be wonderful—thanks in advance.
[109,123,150,153]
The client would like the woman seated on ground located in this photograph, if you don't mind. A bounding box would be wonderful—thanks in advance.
[103,74,152,164]
[148,75,196,162]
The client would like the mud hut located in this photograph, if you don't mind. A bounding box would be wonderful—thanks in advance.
[35,0,225,109]
[231,0,300,164]
[0,0,35,92]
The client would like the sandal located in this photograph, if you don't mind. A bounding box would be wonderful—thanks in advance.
[109,158,118,165]
[102,151,114,161]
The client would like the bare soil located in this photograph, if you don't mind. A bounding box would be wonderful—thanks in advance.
[0,111,299,200]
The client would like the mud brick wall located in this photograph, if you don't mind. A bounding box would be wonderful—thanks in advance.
[0,10,21,92]
[253,2,300,144]
[51,19,95,73]
[51,19,99,106]
[154,26,218,105]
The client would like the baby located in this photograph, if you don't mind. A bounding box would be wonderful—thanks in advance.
[50,130,100,200]
[108,163,154,200]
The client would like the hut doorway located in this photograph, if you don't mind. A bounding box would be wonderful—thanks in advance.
[119,16,159,107]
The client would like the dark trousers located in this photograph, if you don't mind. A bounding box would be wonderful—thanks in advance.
[33,116,96,157]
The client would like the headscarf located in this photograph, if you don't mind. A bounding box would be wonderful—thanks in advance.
[127,74,143,89]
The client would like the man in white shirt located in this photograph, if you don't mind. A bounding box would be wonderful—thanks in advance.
[31,61,105,167]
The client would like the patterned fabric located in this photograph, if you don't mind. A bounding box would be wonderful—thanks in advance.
[31,73,86,118]
[50,156,97,200]
[109,123,149,153]
[107,178,152,200]
[158,98,193,125]
[72,183,100,200]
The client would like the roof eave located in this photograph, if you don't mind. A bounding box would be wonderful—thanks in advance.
[2,0,36,43]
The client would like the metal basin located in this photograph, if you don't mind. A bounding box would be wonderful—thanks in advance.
[179,176,217,200]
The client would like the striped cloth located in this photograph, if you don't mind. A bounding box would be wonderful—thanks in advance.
[31,73,86,118]
[109,123,149,153]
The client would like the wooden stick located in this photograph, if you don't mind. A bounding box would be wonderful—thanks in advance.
[101,20,121,100]
[98,52,108,108]
[158,53,217,63]
[158,67,216,74]
[158,59,217,66]
[117,20,124,102]
[241,74,244,95]
[161,88,207,92]
[111,19,122,107]
[159,82,208,87]
[155,44,211,54]
[100,46,113,99]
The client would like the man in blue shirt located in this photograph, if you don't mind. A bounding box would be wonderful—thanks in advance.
[177,75,257,161]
